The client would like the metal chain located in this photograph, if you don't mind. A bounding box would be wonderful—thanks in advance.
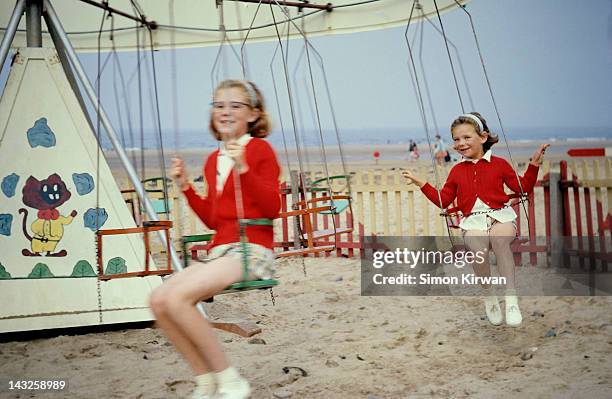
[269,288,276,306]
[442,196,529,218]
[95,236,103,324]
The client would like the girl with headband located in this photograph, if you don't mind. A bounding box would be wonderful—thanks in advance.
[150,79,280,399]
[402,112,549,327]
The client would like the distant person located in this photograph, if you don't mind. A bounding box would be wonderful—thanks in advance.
[409,139,419,161]
[402,112,549,327]
[434,134,449,165]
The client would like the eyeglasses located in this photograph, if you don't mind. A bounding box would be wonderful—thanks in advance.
[210,101,251,111]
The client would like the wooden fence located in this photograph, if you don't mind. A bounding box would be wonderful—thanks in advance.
[124,159,611,269]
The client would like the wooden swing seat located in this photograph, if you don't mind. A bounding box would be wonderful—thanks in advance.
[96,220,173,280]
[293,195,354,240]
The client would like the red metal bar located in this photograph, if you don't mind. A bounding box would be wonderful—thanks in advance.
[281,183,289,251]
[543,173,551,238]
[567,148,606,157]
[143,230,150,272]
[335,213,341,257]
[583,174,597,270]
[347,210,354,258]
[528,192,537,265]
[512,201,522,266]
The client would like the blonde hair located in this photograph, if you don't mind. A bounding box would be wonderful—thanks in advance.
[450,111,499,152]
[209,79,272,140]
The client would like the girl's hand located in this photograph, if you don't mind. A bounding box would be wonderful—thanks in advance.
[530,144,550,166]
[225,140,248,173]
[171,158,189,190]
[401,170,426,187]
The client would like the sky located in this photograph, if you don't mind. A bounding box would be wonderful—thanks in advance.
[1,0,611,146]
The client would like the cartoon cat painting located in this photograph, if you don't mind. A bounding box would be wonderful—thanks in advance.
[19,174,77,257]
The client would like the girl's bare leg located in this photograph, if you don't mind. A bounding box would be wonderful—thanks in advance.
[489,221,517,290]
[463,230,503,325]
[463,230,491,288]
[489,221,522,326]
[150,257,244,372]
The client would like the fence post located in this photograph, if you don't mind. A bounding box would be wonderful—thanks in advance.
[548,171,564,268]
[290,170,301,249]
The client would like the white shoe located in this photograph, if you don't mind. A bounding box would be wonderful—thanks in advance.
[215,379,250,399]
[191,373,216,399]
[483,296,503,326]
[191,388,215,399]
[505,295,523,327]
[214,367,251,399]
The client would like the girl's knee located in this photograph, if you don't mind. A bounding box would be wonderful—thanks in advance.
[149,286,185,316]
[149,287,168,316]
[489,235,514,250]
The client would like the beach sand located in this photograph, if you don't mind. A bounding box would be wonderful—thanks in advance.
[1,258,611,398]
[1,141,611,398]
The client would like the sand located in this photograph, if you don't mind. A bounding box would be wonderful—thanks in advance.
[1,257,611,398]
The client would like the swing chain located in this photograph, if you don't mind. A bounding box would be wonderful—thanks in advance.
[95,237,103,324]
[440,194,530,218]
[269,288,276,306]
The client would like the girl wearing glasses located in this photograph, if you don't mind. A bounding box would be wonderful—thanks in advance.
[150,80,280,399]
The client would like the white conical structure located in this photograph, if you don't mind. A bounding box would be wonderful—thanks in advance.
[0,48,161,333]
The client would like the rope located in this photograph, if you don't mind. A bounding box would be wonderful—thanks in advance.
[269,32,292,174]
[94,4,108,325]
[269,4,306,181]
[420,10,475,111]
[238,0,264,79]
[145,27,171,219]
[168,0,185,246]
[452,0,531,234]
[403,1,454,244]
[303,43,353,199]
[416,8,440,138]
[432,0,464,113]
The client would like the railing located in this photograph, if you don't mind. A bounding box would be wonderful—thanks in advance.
[121,159,611,269]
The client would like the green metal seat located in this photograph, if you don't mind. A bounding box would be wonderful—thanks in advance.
[318,199,350,215]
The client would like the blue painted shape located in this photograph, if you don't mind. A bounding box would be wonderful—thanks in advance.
[72,173,95,195]
[1,173,19,197]
[84,208,108,231]
[27,118,56,148]
[0,214,12,236]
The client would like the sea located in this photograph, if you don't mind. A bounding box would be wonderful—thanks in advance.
[103,126,611,161]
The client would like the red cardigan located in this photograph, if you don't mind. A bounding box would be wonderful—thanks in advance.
[182,137,281,249]
[421,155,539,215]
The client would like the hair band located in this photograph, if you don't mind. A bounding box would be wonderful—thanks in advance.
[460,113,484,132]
[243,81,258,108]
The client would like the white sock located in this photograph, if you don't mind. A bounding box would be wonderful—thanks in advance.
[194,373,216,397]
[215,367,251,399]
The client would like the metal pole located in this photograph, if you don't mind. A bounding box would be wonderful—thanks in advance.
[0,0,26,69]
[41,0,210,317]
[26,0,43,47]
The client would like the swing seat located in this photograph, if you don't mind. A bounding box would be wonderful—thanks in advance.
[151,198,172,214]
[309,174,350,194]
[222,278,279,294]
[182,219,279,295]
[292,195,354,241]
[318,199,350,215]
